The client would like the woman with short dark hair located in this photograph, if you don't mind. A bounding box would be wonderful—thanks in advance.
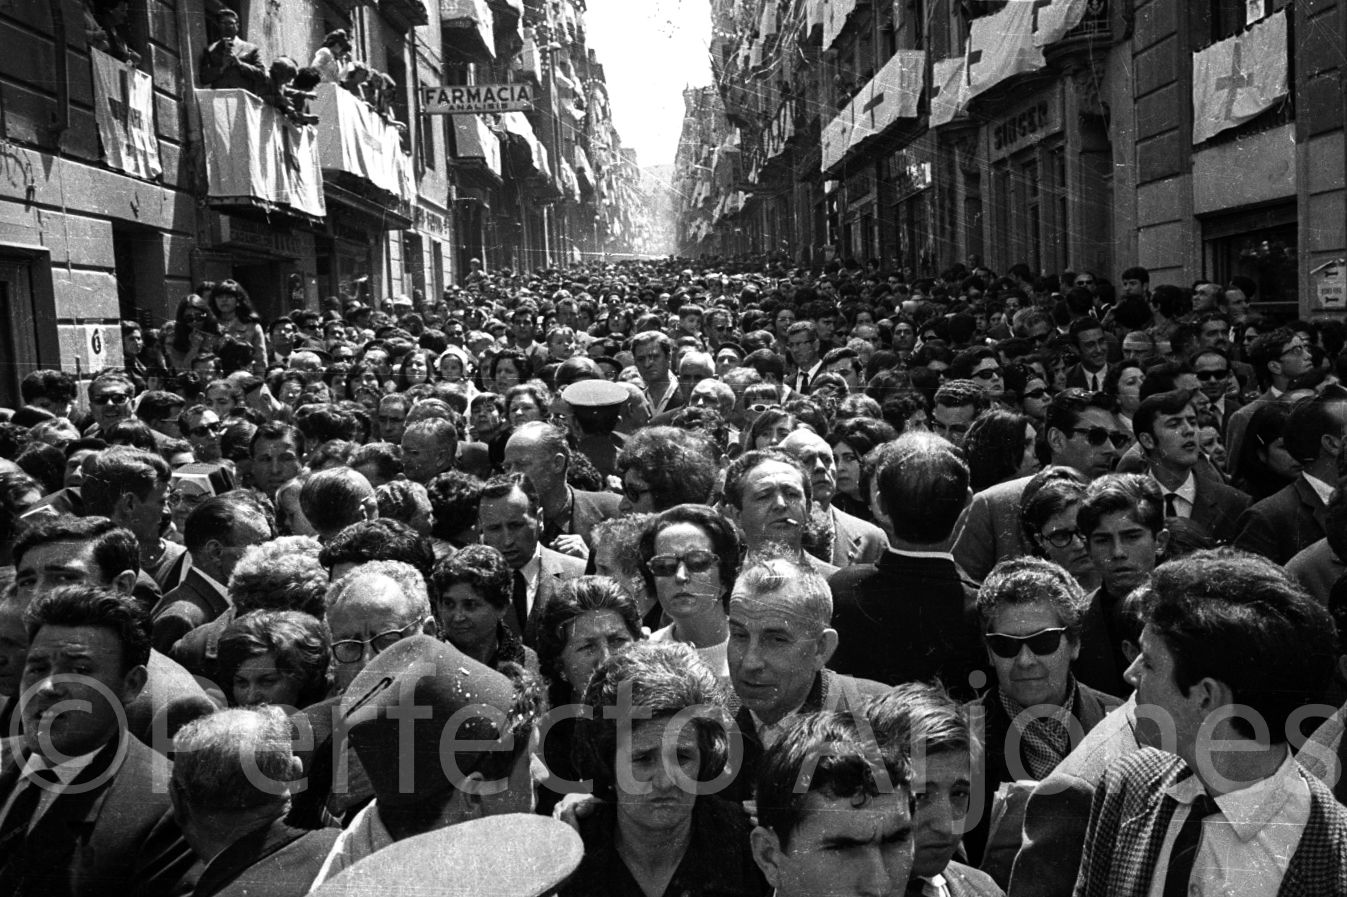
[218,609,330,709]
[430,544,537,675]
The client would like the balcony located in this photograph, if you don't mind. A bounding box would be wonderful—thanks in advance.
[195,88,326,221]
[821,50,925,175]
[441,0,497,63]
[312,84,413,220]
[379,0,430,31]
[488,0,524,58]
[1040,0,1111,67]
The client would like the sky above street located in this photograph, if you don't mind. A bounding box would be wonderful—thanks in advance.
[584,0,712,169]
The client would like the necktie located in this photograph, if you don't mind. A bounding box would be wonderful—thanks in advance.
[1165,492,1179,518]
[0,765,59,864]
[511,570,529,633]
[1161,792,1220,897]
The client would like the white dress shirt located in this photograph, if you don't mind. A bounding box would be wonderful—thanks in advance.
[1302,472,1334,507]
[1146,752,1310,897]
[520,546,543,614]
[1162,471,1198,519]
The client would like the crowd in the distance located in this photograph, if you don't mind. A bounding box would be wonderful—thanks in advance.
[1,255,1347,897]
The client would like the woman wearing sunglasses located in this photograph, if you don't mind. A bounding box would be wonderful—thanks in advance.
[1002,363,1050,423]
[1020,466,1099,594]
[963,556,1123,869]
[637,504,741,682]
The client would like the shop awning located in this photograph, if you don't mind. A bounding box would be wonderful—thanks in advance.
[196,88,326,219]
[312,83,413,204]
[441,0,496,63]
[452,113,502,176]
[499,111,545,176]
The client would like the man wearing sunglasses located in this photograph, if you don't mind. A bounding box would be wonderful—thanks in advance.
[964,557,1122,869]
[86,371,137,437]
[179,405,224,463]
[954,390,1124,583]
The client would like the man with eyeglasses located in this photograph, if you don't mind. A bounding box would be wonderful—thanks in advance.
[1132,389,1248,545]
[1223,326,1314,473]
[86,371,137,437]
[324,559,437,693]
[954,390,1125,583]
[785,321,823,394]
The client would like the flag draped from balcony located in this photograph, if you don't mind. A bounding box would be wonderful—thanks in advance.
[1191,8,1287,144]
[823,0,858,52]
[91,49,162,180]
[1032,0,1092,47]
[196,89,326,217]
[929,56,969,127]
[966,1,1044,99]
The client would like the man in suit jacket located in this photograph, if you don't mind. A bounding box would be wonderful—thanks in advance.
[1234,390,1347,564]
[150,495,271,654]
[198,9,267,94]
[1064,318,1111,392]
[1132,389,1248,544]
[477,475,585,647]
[1074,551,1347,897]
[0,585,195,897]
[785,321,824,394]
[724,555,889,803]
[866,683,1006,897]
[830,432,984,694]
[1224,326,1313,474]
[778,428,887,568]
[954,390,1124,582]
[171,707,339,897]
[503,422,619,559]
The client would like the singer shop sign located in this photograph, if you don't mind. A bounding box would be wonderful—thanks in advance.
[420,83,534,114]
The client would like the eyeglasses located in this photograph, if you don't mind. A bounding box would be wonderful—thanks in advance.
[748,403,782,414]
[1068,426,1128,448]
[331,619,424,663]
[972,368,1003,381]
[91,393,131,406]
[1021,388,1048,400]
[622,479,653,503]
[1193,369,1229,381]
[187,423,223,438]
[1039,527,1083,549]
[647,549,719,577]
[986,627,1068,659]
[169,490,208,507]
[1075,280,1095,287]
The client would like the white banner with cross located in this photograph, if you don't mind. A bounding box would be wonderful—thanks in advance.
[90,49,162,180]
[1191,9,1288,145]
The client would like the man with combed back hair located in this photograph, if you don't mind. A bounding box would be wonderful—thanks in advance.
[170,707,339,897]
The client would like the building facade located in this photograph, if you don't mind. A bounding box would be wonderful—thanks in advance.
[0,0,643,407]
[676,0,1347,319]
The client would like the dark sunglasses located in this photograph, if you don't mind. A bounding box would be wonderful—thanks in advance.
[647,549,718,577]
[1069,426,1128,448]
[986,627,1068,659]
[187,423,223,438]
[91,393,131,406]
[748,403,783,414]
[1021,387,1049,400]
[972,368,1002,381]
[1193,369,1229,381]
[622,481,652,503]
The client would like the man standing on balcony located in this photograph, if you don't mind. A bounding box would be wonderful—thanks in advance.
[199,9,266,95]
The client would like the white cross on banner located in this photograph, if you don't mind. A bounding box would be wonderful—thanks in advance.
[90,49,162,180]
[1191,8,1287,144]
[1032,0,1092,48]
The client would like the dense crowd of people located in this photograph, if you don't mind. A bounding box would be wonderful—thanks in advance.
[2,255,1347,895]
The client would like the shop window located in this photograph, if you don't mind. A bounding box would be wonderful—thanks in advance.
[1202,203,1298,306]
[963,169,983,264]
[0,253,58,409]
[112,222,165,324]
